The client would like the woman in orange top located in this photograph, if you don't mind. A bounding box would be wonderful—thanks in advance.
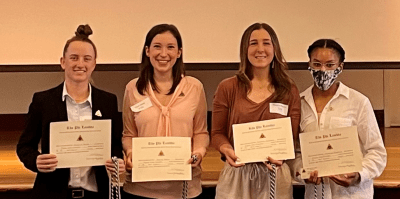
[211,23,301,199]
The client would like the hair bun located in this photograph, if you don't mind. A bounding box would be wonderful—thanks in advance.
[75,24,93,38]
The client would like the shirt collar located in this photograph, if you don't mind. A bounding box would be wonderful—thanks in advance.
[300,81,349,97]
[62,82,93,107]
[300,81,349,105]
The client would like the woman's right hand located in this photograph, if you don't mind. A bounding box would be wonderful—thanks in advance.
[36,154,58,173]
[219,144,245,168]
[305,170,322,185]
[125,151,133,172]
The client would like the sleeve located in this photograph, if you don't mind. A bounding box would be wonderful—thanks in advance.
[111,94,123,159]
[288,84,301,147]
[211,80,233,152]
[191,83,209,158]
[121,84,138,155]
[16,93,42,173]
[285,85,303,183]
[357,98,387,183]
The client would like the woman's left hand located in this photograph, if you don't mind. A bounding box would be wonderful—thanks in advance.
[105,158,126,175]
[329,172,360,187]
[188,153,203,168]
[263,156,283,171]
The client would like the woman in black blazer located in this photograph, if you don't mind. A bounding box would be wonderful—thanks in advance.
[17,24,125,199]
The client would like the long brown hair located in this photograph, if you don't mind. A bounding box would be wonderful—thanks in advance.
[236,23,292,102]
[136,24,185,95]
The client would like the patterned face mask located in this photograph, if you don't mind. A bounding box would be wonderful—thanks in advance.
[308,67,342,91]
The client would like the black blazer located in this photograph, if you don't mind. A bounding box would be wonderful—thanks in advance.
[17,83,123,199]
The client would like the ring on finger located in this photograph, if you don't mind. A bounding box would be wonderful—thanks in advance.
[191,154,198,164]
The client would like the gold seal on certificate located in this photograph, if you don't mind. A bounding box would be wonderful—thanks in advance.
[233,117,295,164]
[299,126,363,179]
[49,120,111,168]
[131,137,191,182]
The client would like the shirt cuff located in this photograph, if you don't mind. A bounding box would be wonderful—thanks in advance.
[359,168,370,184]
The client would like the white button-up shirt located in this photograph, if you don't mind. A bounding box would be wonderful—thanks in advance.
[62,82,98,192]
[295,82,387,199]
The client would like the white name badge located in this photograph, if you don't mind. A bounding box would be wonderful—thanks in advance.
[131,97,153,112]
[270,103,288,116]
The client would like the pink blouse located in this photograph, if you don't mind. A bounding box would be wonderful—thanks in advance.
[122,76,209,199]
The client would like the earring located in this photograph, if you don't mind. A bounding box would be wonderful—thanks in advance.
[271,61,274,69]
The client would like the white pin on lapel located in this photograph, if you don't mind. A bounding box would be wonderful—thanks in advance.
[95,110,102,117]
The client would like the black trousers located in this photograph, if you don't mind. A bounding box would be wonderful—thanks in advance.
[67,188,100,199]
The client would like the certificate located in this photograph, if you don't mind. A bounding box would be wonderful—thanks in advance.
[131,137,191,182]
[50,120,111,168]
[233,117,295,164]
[299,126,362,179]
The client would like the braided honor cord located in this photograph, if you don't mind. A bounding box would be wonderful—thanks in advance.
[111,156,121,199]
[182,181,188,199]
[269,164,277,199]
[182,154,197,199]
[314,183,318,199]
[321,178,325,199]
[314,178,325,199]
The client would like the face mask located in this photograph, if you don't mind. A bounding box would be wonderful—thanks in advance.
[308,67,342,91]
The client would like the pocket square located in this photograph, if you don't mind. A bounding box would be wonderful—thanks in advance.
[95,110,102,117]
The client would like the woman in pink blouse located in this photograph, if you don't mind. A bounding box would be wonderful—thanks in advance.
[211,23,301,199]
[121,24,209,199]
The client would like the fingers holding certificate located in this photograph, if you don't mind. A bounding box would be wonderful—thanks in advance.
[299,126,363,179]
[233,117,295,164]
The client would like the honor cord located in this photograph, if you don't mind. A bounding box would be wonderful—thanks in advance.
[111,156,121,199]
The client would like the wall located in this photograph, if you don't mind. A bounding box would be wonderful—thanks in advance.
[0,0,400,64]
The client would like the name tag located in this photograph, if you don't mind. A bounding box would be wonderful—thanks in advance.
[329,117,353,129]
[270,103,288,116]
[131,97,153,112]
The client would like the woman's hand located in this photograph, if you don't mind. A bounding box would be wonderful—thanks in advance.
[36,154,58,173]
[187,153,203,167]
[329,172,360,187]
[263,156,283,171]
[220,144,245,168]
[105,158,126,175]
[305,170,322,185]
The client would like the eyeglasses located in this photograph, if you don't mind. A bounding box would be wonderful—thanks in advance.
[309,62,340,69]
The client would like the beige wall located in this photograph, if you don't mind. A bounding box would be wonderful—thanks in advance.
[0,70,384,114]
[0,0,400,64]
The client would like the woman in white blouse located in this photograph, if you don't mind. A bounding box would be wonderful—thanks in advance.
[294,39,387,199]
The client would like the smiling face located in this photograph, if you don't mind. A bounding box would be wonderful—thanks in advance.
[145,31,182,76]
[60,41,96,84]
[247,28,274,69]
